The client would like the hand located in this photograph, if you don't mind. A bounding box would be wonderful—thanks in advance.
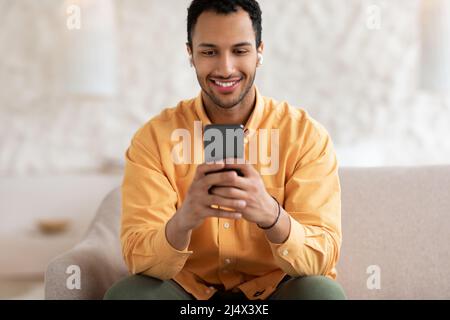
[208,159,278,227]
[174,161,248,232]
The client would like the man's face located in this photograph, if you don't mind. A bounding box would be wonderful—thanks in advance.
[188,8,263,109]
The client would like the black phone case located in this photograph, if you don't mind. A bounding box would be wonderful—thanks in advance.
[203,124,245,177]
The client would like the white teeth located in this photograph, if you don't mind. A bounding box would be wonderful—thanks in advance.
[214,80,238,87]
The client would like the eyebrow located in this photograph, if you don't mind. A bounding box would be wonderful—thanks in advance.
[197,42,253,48]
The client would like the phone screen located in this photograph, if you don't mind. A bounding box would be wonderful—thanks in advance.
[203,124,244,177]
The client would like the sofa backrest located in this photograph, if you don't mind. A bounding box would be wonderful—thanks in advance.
[337,166,450,299]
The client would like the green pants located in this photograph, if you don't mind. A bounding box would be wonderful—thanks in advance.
[104,275,346,300]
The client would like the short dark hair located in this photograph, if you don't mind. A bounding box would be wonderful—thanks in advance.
[187,0,262,49]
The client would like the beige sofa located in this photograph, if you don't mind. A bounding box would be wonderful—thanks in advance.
[45,166,450,299]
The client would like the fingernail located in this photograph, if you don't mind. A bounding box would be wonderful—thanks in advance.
[237,200,246,207]
[234,213,242,219]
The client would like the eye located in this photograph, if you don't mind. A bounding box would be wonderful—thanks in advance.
[235,49,249,55]
[202,51,215,57]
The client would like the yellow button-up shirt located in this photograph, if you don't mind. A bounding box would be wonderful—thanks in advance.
[121,87,342,300]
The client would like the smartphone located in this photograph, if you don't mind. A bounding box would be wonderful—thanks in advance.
[203,124,244,177]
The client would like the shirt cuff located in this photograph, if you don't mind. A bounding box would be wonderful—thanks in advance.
[154,220,193,267]
[268,215,306,265]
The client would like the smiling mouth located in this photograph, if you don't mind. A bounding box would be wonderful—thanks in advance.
[209,78,242,93]
[210,79,241,87]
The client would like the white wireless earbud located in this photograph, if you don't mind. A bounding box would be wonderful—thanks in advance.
[189,55,193,67]
[257,53,264,66]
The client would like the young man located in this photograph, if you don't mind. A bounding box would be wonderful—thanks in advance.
[105,0,345,300]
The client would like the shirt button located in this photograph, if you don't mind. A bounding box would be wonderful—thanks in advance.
[282,249,289,256]
[223,222,230,229]
[224,258,232,264]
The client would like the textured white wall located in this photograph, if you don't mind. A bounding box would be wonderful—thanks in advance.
[1,0,449,176]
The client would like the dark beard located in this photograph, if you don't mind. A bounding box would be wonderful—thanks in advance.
[199,72,256,109]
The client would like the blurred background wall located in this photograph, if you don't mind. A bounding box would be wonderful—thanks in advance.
[0,0,449,176]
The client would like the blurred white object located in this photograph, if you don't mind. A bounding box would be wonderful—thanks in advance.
[64,0,118,97]
[420,0,450,93]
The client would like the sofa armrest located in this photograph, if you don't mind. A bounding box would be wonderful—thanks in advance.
[45,242,125,299]
[45,186,128,299]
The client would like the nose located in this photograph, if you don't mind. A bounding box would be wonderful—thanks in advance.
[215,53,235,78]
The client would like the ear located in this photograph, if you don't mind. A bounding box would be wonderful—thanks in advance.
[186,42,194,67]
[257,41,264,56]
[186,42,192,57]
[256,41,264,67]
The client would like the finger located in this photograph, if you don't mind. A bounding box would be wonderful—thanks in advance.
[223,160,256,177]
[194,162,226,180]
[207,194,247,211]
[206,171,253,192]
[201,170,237,189]
[209,186,247,200]
[203,207,242,220]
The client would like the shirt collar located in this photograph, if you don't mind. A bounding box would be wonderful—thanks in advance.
[194,86,265,135]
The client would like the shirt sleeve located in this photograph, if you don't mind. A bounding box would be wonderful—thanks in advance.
[121,125,193,280]
[268,119,342,278]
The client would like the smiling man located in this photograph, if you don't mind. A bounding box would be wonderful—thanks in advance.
[105,0,346,300]
[187,5,260,126]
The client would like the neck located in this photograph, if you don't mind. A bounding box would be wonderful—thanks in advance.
[202,86,256,126]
